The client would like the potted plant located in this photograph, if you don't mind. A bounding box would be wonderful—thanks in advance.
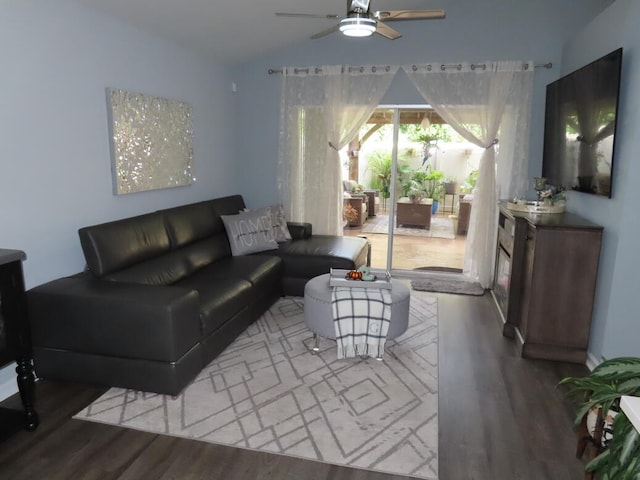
[444,176,458,195]
[408,169,429,203]
[397,164,417,198]
[405,181,426,203]
[423,167,445,214]
[559,357,640,479]
[459,169,478,195]
[587,411,640,479]
[365,151,393,200]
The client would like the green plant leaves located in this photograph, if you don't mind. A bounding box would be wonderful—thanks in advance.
[560,357,640,479]
[583,411,640,479]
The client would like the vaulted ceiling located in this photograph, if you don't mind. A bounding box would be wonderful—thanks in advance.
[72,0,449,65]
[73,0,614,66]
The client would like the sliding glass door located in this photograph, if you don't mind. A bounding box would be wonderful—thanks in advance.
[343,106,477,274]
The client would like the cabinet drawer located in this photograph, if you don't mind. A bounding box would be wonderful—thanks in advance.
[498,226,514,255]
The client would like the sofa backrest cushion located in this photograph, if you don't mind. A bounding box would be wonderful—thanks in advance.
[79,211,170,277]
[103,249,192,285]
[163,201,219,248]
[210,194,246,217]
[79,195,248,279]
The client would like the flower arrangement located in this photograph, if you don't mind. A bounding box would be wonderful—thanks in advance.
[538,185,566,205]
[343,203,359,224]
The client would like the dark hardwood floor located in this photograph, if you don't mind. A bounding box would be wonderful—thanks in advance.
[0,291,589,479]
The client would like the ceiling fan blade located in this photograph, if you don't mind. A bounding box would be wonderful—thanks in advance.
[275,12,340,19]
[310,24,341,39]
[375,22,402,40]
[375,9,446,21]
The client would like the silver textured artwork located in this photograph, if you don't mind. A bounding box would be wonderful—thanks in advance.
[107,88,194,195]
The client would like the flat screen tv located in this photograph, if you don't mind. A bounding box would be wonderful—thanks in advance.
[542,48,623,198]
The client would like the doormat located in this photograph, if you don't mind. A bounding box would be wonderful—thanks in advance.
[360,214,455,239]
[414,267,463,274]
[74,296,439,480]
[411,274,484,296]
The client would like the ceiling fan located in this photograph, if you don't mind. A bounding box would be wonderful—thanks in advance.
[276,0,445,40]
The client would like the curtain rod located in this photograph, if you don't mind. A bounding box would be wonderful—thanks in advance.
[267,62,552,75]
[267,65,394,75]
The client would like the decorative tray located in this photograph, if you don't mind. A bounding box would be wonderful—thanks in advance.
[506,200,565,214]
[329,268,392,290]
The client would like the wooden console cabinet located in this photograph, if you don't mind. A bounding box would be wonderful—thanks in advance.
[491,204,603,363]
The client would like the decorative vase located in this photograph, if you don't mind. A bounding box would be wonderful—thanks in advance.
[432,200,439,215]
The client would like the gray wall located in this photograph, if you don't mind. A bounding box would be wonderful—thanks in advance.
[1,0,236,288]
[561,0,640,359]
[0,0,236,393]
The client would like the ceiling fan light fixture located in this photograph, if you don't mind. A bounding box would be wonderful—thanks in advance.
[339,16,377,37]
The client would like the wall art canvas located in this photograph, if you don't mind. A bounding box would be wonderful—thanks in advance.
[107,88,194,195]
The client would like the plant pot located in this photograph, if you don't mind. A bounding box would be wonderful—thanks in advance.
[586,406,618,447]
[444,182,458,194]
[431,200,439,215]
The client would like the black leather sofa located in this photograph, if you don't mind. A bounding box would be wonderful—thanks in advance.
[27,195,369,396]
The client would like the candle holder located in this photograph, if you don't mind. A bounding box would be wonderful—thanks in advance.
[533,177,547,201]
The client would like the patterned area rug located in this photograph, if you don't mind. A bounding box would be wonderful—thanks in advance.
[74,296,439,479]
[360,214,455,239]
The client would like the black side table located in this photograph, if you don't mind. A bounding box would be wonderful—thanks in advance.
[0,249,39,441]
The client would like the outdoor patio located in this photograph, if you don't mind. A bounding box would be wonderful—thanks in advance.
[343,206,466,272]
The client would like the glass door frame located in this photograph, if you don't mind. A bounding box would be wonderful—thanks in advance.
[380,104,432,277]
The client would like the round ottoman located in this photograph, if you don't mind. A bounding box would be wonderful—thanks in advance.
[303,273,410,352]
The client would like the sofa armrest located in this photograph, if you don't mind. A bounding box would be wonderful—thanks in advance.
[28,274,201,362]
[287,222,312,240]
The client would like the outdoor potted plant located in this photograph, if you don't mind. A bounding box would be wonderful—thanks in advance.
[444,176,458,195]
[365,151,393,203]
[559,357,640,479]
[407,169,429,203]
[423,167,445,214]
[397,164,417,198]
[459,169,478,195]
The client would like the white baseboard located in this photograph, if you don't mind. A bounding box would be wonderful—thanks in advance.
[586,351,601,371]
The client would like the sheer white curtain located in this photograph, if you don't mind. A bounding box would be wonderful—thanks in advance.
[278,65,398,235]
[404,62,534,287]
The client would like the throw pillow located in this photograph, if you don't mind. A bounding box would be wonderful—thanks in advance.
[221,209,278,256]
[270,203,292,242]
[250,205,292,243]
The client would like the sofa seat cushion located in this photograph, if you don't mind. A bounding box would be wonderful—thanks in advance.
[28,276,202,363]
[208,255,284,291]
[275,235,369,278]
[175,274,253,336]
